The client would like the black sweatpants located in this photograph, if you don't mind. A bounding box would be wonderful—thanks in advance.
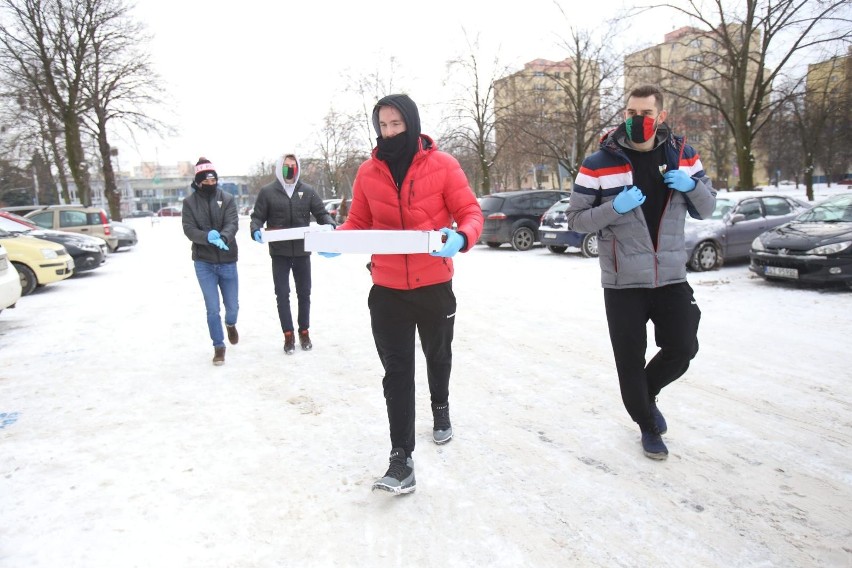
[603,281,701,429]
[271,255,311,333]
[368,281,456,458]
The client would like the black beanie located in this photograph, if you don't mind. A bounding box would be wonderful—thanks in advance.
[194,157,218,184]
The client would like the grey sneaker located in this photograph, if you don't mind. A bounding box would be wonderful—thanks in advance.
[372,448,415,495]
[432,402,453,444]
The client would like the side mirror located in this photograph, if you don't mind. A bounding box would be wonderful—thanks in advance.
[730,213,746,224]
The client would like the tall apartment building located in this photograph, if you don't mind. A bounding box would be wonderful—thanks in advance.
[805,48,851,182]
[493,58,597,191]
[624,26,765,189]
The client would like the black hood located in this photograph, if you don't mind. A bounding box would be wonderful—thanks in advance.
[760,221,852,250]
[371,94,421,139]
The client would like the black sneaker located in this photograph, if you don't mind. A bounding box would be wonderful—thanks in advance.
[650,400,667,435]
[372,448,415,494]
[283,331,295,355]
[299,330,312,351]
[226,324,239,345]
[640,426,669,460]
[432,402,453,444]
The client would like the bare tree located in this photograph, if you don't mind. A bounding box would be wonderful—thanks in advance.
[440,34,511,195]
[80,0,168,220]
[631,0,851,189]
[0,0,97,204]
[314,106,366,221]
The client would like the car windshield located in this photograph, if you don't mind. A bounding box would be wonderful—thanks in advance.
[795,194,852,223]
[1,212,39,229]
[546,201,569,214]
[710,198,735,220]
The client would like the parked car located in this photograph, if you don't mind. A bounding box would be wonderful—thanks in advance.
[127,209,154,218]
[0,228,74,295]
[538,197,598,257]
[25,205,119,252]
[478,189,570,251]
[325,199,342,219]
[750,192,852,290]
[0,243,22,314]
[156,206,182,217]
[0,211,106,272]
[684,192,811,271]
[109,220,138,251]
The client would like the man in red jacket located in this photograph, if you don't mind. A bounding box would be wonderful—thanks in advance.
[334,93,483,495]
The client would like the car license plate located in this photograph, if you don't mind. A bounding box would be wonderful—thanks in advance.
[544,233,556,239]
[765,266,798,279]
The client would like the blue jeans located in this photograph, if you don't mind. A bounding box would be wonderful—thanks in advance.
[194,261,239,347]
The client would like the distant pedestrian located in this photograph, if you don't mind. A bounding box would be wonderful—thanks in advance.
[249,152,336,354]
[330,94,484,494]
[566,85,716,460]
[182,157,240,365]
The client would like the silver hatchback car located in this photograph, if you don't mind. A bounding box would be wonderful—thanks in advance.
[684,192,811,271]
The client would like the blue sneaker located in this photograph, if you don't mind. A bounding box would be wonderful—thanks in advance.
[641,427,669,460]
[650,401,667,435]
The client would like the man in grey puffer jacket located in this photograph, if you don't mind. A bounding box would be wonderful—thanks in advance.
[567,85,716,460]
[250,152,336,354]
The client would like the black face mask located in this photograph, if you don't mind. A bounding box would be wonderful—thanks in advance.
[198,182,217,195]
[375,133,408,162]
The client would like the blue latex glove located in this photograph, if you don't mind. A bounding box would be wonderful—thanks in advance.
[613,186,646,214]
[211,238,229,251]
[318,252,341,258]
[252,230,263,243]
[207,229,221,243]
[663,170,696,192]
[430,227,465,258]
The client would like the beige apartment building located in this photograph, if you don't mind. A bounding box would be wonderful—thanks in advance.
[805,48,852,183]
[493,58,598,192]
[624,26,767,189]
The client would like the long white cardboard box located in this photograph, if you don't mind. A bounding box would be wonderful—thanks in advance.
[260,224,333,243]
[304,230,444,254]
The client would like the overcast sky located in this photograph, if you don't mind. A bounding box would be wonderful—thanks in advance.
[123,0,685,176]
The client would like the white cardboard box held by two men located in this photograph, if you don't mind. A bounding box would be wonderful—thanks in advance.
[260,224,444,254]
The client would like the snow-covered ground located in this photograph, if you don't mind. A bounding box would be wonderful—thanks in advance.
[1,187,851,567]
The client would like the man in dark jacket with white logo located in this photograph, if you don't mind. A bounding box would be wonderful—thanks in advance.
[182,157,240,366]
[567,85,716,460]
[250,152,336,354]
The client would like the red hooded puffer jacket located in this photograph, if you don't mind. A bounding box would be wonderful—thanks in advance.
[339,135,483,290]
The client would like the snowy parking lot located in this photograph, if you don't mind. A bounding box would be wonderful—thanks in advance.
[1,213,850,567]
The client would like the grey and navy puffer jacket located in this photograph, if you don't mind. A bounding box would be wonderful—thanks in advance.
[566,124,716,289]
[249,154,336,257]
[182,184,239,264]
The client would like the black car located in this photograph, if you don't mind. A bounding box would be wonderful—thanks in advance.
[538,198,598,257]
[0,210,106,272]
[749,192,852,290]
[478,189,570,251]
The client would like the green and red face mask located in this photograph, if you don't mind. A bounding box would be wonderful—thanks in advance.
[282,164,297,180]
[624,115,658,144]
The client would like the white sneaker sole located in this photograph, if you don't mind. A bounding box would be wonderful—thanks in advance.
[371,481,416,495]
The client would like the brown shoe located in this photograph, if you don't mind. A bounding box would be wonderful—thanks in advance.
[213,346,226,366]
[284,331,295,355]
[299,330,312,351]
[226,324,239,345]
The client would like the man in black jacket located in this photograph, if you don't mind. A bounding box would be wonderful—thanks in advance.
[182,157,240,366]
[250,152,336,354]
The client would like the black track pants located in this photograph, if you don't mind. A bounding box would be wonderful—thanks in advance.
[603,282,701,428]
[368,281,456,457]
